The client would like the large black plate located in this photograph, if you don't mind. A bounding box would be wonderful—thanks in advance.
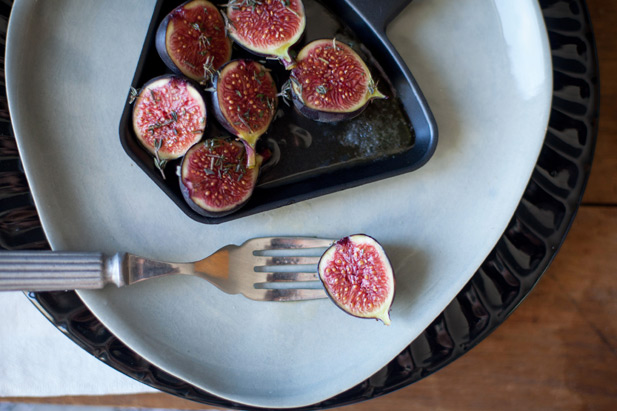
[0,0,598,409]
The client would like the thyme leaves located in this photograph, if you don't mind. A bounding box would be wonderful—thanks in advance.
[153,138,168,179]
[316,85,328,95]
[201,139,248,183]
[128,87,140,104]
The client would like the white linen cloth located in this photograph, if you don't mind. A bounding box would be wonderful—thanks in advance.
[0,292,156,396]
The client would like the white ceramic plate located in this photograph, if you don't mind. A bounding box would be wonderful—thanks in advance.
[5,0,552,408]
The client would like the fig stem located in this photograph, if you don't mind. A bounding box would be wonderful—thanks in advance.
[371,89,387,100]
[368,80,387,100]
[240,139,256,169]
[378,312,391,326]
[281,53,296,70]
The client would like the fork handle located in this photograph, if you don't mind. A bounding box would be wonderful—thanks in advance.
[0,251,123,292]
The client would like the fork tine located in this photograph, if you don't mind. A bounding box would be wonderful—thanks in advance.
[244,237,334,251]
[253,255,321,267]
[253,272,320,282]
[246,288,328,302]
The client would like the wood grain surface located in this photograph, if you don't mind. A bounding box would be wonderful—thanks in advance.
[3,0,617,409]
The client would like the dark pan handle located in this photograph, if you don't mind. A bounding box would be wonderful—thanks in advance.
[342,0,413,31]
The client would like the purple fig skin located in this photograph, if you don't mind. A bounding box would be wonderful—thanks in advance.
[156,0,232,83]
[290,88,370,123]
[156,12,182,77]
[180,177,250,218]
[131,74,208,160]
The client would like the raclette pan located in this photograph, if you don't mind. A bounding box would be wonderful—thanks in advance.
[118,0,438,224]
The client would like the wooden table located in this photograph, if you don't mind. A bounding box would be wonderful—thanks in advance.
[4,0,617,409]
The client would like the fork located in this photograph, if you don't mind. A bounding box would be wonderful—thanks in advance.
[0,237,334,301]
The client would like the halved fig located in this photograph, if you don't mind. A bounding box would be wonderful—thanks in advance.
[290,39,386,122]
[211,59,278,168]
[156,0,232,83]
[179,138,262,217]
[225,0,306,68]
[318,234,395,325]
[132,75,207,163]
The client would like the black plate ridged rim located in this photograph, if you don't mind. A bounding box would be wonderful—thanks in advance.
[0,0,598,409]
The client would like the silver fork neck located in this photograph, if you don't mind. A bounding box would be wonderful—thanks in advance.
[125,253,194,286]
[105,252,126,287]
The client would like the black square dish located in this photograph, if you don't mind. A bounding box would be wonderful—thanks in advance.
[118,0,437,224]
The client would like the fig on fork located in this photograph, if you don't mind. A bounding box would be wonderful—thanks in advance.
[318,234,395,325]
